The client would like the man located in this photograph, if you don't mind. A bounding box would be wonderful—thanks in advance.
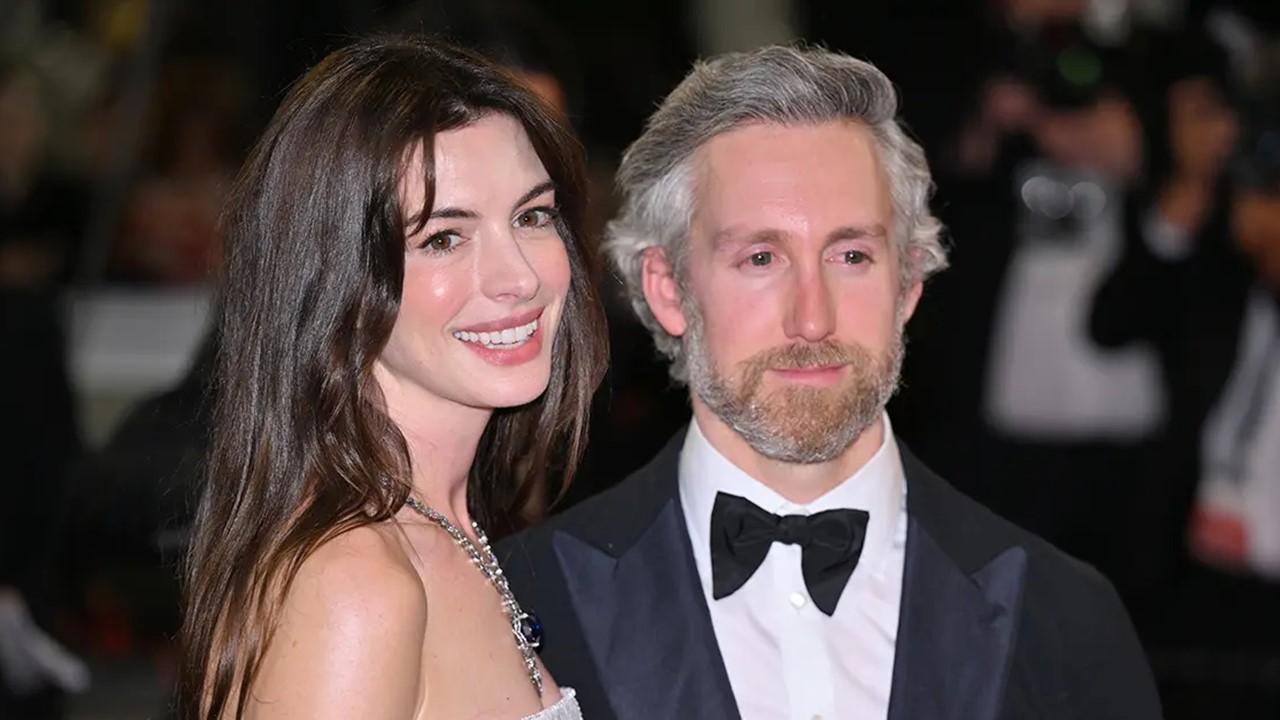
[500,45,1161,719]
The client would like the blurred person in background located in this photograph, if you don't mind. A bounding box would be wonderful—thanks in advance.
[60,331,217,693]
[179,36,606,719]
[1091,42,1280,715]
[0,61,92,720]
[1089,23,1242,611]
[109,59,245,285]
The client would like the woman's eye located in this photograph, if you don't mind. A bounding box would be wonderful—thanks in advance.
[842,249,869,265]
[422,231,462,254]
[747,251,773,267]
[515,207,557,229]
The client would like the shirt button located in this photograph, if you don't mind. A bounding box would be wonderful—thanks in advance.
[789,592,807,609]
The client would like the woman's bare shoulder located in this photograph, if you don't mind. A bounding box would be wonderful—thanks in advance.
[246,524,426,719]
[296,523,425,602]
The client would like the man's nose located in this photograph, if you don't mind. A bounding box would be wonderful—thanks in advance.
[782,264,835,342]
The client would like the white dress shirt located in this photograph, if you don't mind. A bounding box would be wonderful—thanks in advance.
[679,414,908,720]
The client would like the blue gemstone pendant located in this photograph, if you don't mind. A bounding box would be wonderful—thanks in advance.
[518,610,544,651]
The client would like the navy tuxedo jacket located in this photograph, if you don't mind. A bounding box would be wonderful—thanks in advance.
[499,432,1162,719]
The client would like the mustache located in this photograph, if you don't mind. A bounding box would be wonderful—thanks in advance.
[744,339,860,373]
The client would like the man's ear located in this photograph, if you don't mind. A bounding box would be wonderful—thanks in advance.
[900,276,924,323]
[898,248,926,323]
[641,246,687,337]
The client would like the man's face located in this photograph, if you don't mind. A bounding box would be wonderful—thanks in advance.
[652,120,921,463]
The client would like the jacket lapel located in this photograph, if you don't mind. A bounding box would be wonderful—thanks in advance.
[551,431,740,720]
[888,448,1028,720]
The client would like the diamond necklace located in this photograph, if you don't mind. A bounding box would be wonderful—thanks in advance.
[402,496,544,696]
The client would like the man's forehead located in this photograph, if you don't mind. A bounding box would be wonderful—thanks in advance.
[689,120,893,242]
[693,121,886,189]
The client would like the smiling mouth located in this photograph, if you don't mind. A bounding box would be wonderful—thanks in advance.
[452,317,539,349]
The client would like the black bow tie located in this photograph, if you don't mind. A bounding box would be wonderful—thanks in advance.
[710,491,869,616]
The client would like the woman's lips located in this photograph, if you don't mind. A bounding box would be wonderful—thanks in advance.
[452,309,547,367]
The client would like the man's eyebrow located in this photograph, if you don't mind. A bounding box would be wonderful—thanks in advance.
[711,224,888,249]
[711,227,787,249]
[827,224,888,244]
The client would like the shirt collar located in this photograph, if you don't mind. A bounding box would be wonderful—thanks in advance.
[679,412,907,582]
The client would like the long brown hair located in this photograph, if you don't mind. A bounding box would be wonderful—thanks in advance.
[179,36,607,719]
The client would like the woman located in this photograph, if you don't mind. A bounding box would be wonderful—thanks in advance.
[180,36,606,719]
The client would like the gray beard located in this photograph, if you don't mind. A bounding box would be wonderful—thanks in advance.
[683,302,905,464]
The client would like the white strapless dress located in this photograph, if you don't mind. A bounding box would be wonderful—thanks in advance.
[522,687,582,720]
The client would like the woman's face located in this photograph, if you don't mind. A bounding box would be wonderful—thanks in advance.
[374,113,571,414]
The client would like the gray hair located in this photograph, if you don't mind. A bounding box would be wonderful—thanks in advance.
[604,45,948,382]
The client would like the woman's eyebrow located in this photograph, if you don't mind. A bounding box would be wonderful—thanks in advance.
[511,179,556,211]
[422,180,556,221]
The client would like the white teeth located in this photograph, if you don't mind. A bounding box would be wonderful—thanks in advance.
[453,318,539,348]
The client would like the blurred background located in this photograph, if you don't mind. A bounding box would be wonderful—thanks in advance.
[2,0,1279,717]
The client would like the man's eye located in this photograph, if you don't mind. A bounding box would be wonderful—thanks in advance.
[515,207,558,228]
[747,251,773,267]
[843,250,869,265]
